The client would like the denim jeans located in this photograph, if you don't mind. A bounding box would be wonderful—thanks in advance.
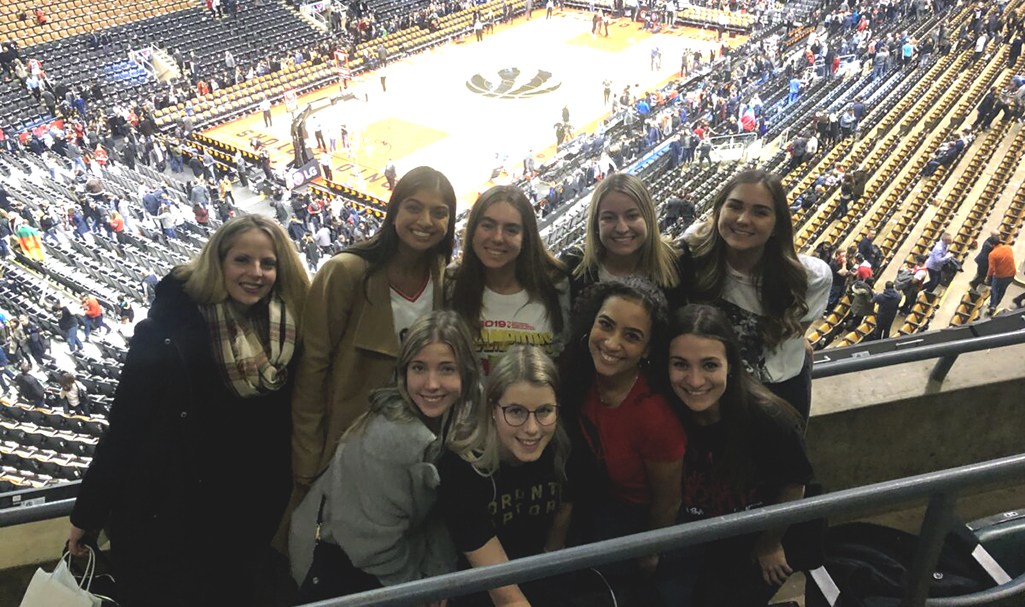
[990,276,1013,310]
[64,327,84,352]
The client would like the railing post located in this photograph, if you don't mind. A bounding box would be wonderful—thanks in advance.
[901,492,957,607]
[929,354,959,383]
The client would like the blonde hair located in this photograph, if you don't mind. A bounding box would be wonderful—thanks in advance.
[172,215,309,326]
[577,173,681,289]
[449,344,570,479]
[345,311,482,448]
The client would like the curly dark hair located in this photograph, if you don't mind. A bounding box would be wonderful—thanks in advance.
[559,276,670,415]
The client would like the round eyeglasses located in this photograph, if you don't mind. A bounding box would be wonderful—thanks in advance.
[497,404,560,427]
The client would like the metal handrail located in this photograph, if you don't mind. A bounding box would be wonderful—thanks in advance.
[812,326,1025,381]
[301,454,1025,606]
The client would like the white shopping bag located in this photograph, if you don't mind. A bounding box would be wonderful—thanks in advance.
[20,548,102,607]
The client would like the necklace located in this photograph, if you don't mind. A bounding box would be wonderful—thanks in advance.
[596,369,639,408]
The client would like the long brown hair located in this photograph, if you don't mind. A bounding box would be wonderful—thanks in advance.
[345,166,457,293]
[686,169,809,348]
[450,185,567,335]
[661,304,803,487]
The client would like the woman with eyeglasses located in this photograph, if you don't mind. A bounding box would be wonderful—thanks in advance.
[439,344,585,607]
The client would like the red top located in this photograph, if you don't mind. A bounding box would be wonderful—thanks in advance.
[83,298,102,318]
[580,372,687,505]
[855,263,873,280]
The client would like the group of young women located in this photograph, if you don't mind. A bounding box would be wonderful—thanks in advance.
[65,164,830,607]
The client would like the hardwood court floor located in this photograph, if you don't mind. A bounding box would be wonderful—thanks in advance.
[202,9,746,208]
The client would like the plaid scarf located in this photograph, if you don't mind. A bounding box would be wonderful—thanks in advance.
[201,295,297,399]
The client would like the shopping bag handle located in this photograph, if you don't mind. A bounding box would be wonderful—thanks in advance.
[61,542,96,592]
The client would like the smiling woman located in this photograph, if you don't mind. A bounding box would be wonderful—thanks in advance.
[289,311,481,604]
[447,185,570,376]
[659,304,815,607]
[67,216,310,605]
[561,173,695,314]
[558,277,688,605]
[685,169,832,420]
[291,166,458,489]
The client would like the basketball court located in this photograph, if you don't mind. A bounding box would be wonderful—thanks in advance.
[202,10,746,209]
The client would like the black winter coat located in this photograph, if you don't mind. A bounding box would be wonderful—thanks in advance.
[70,275,298,606]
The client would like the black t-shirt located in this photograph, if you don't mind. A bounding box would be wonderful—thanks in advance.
[678,402,813,522]
[438,449,564,561]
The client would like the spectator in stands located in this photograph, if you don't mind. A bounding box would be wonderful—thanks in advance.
[560,278,686,601]
[189,179,210,207]
[969,231,1002,291]
[53,305,84,354]
[686,169,832,420]
[193,203,210,227]
[301,234,320,272]
[924,232,954,292]
[291,166,456,490]
[447,186,569,376]
[217,176,234,207]
[853,253,873,281]
[290,311,474,602]
[438,344,600,605]
[787,74,801,104]
[869,281,902,341]
[663,304,814,606]
[845,277,875,333]
[141,273,158,306]
[116,295,134,324]
[68,215,310,605]
[985,236,1016,315]
[23,317,55,367]
[58,372,92,416]
[921,137,965,177]
[0,340,14,396]
[13,362,45,406]
[7,317,31,365]
[973,87,998,130]
[80,294,112,339]
[560,173,692,312]
[897,255,929,314]
[858,229,879,268]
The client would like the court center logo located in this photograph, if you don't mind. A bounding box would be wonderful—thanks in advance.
[466,67,562,99]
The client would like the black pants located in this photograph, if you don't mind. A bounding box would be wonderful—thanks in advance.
[764,352,812,422]
[262,110,272,127]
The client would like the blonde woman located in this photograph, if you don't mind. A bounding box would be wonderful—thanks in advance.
[440,344,600,607]
[67,215,309,606]
[290,311,479,604]
[560,173,694,311]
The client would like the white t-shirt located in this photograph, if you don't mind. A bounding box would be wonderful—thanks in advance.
[390,279,434,345]
[477,288,557,376]
[717,255,831,384]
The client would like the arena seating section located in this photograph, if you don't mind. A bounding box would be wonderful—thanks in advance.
[0,0,327,131]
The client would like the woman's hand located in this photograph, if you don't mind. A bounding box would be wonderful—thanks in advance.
[427,600,448,607]
[637,552,660,574]
[753,540,792,587]
[68,525,89,557]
